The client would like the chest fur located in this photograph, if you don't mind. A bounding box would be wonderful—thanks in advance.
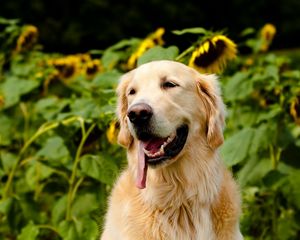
[124,199,216,240]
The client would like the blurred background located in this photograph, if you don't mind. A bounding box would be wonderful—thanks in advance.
[1,0,300,53]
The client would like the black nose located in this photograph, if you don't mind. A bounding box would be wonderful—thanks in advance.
[127,103,153,125]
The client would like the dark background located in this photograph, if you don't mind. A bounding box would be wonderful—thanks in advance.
[1,0,300,53]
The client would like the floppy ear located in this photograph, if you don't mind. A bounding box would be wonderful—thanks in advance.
[116,71,134,148]
[196,74,226,149]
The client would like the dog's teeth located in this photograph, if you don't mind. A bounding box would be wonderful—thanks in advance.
[162,133,176,148]
[143,149,151,156]
[143,146,165,158]
[166,133,176,144]
[142,131,176,159]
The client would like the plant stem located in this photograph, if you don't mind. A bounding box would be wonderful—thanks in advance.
[71,177,84,204]
[271,191,278,239]
[3,121,59,199]
[66,123,96,220]
[269,145,282,170]
[175,46,195,61]
[2,116,81,199]
[20,102,30,142]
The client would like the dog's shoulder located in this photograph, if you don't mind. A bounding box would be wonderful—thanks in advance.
[211,169,242,238]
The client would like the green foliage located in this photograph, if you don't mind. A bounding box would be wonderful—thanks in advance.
[137,46,179,66]
[0,17,300,239]
[221,51,300,239]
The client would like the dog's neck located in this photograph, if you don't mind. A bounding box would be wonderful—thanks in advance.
[139,141,223,209]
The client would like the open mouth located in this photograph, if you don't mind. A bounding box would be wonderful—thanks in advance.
[136,125,188,189]
[143,125,189,166]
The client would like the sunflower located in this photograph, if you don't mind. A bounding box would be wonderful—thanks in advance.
[106,121,119,144]
[77,54,92,63]
[49,55,81,80]
[290,97,300,125]
[151,27,165,45]
[260,24,276,52]
[188,35,237,74]
[16,25,38,52]
[84,59,102,77]
[127,28,165,69]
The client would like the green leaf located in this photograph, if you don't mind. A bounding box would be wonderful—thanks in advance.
[1,76,39,108]
[25,161,55,189]
[0,198,13,215]
[19,195,40,222]
[17,222,39,240]
[37,136,71,166]
[106,38,140,51]
[58,217,98,240]
[227,107,259,128]
[277,207,298,240]
[255,105,282,123]
[35,97,69,121]
[262,169,287,188]
[72,193,99,217]
[69,98,102,119]
[281,70,300,79]
[249,122,276,154]
[80,154,118,185]
[221,128,255,166]
[237,156,272,187]
[101,51,123,70]
[265,65,279,81]
[137,46,179,66]
[240,28,255,37]
[101,38,140,69]
[1,151,18,173]
[52,195,67,226]
[0,17,19,25]
[0,114,14,146]
[277,125,295,149]
[172,27,208,35]
[58,220,80,240]
[286,169,300,209]
[92,71,121,89]
[223,72,252,102]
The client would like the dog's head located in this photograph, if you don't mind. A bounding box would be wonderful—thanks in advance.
[116,60,225,188]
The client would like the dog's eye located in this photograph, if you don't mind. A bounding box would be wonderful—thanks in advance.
[128,88,136,95]
[162,81,179,89]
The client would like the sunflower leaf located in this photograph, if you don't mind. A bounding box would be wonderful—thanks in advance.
[221,127,255,166]
[17,222,39,240]
[172,28,208,35]
[137,46,179,66]
[80,154,118,185]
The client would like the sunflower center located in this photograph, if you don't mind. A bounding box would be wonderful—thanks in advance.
[194,40,225,68]
[86,65,98,75]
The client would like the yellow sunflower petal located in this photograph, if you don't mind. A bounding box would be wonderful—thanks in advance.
[189,34,237,74]
[16,25,38,52]
[106,121,119,144]
[127,28,165,69]
[202,41,210,53]
[261,23,276,41]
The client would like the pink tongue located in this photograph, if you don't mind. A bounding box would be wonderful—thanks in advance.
[145,137,167,153]
[136,141,148,189]
[136,137,167,189]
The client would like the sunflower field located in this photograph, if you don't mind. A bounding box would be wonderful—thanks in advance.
[0,17,300,240]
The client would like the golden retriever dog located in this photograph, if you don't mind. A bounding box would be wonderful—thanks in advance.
[101,60,243,240]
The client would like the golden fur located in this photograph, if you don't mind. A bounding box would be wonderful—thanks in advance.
[101,60,243,240]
